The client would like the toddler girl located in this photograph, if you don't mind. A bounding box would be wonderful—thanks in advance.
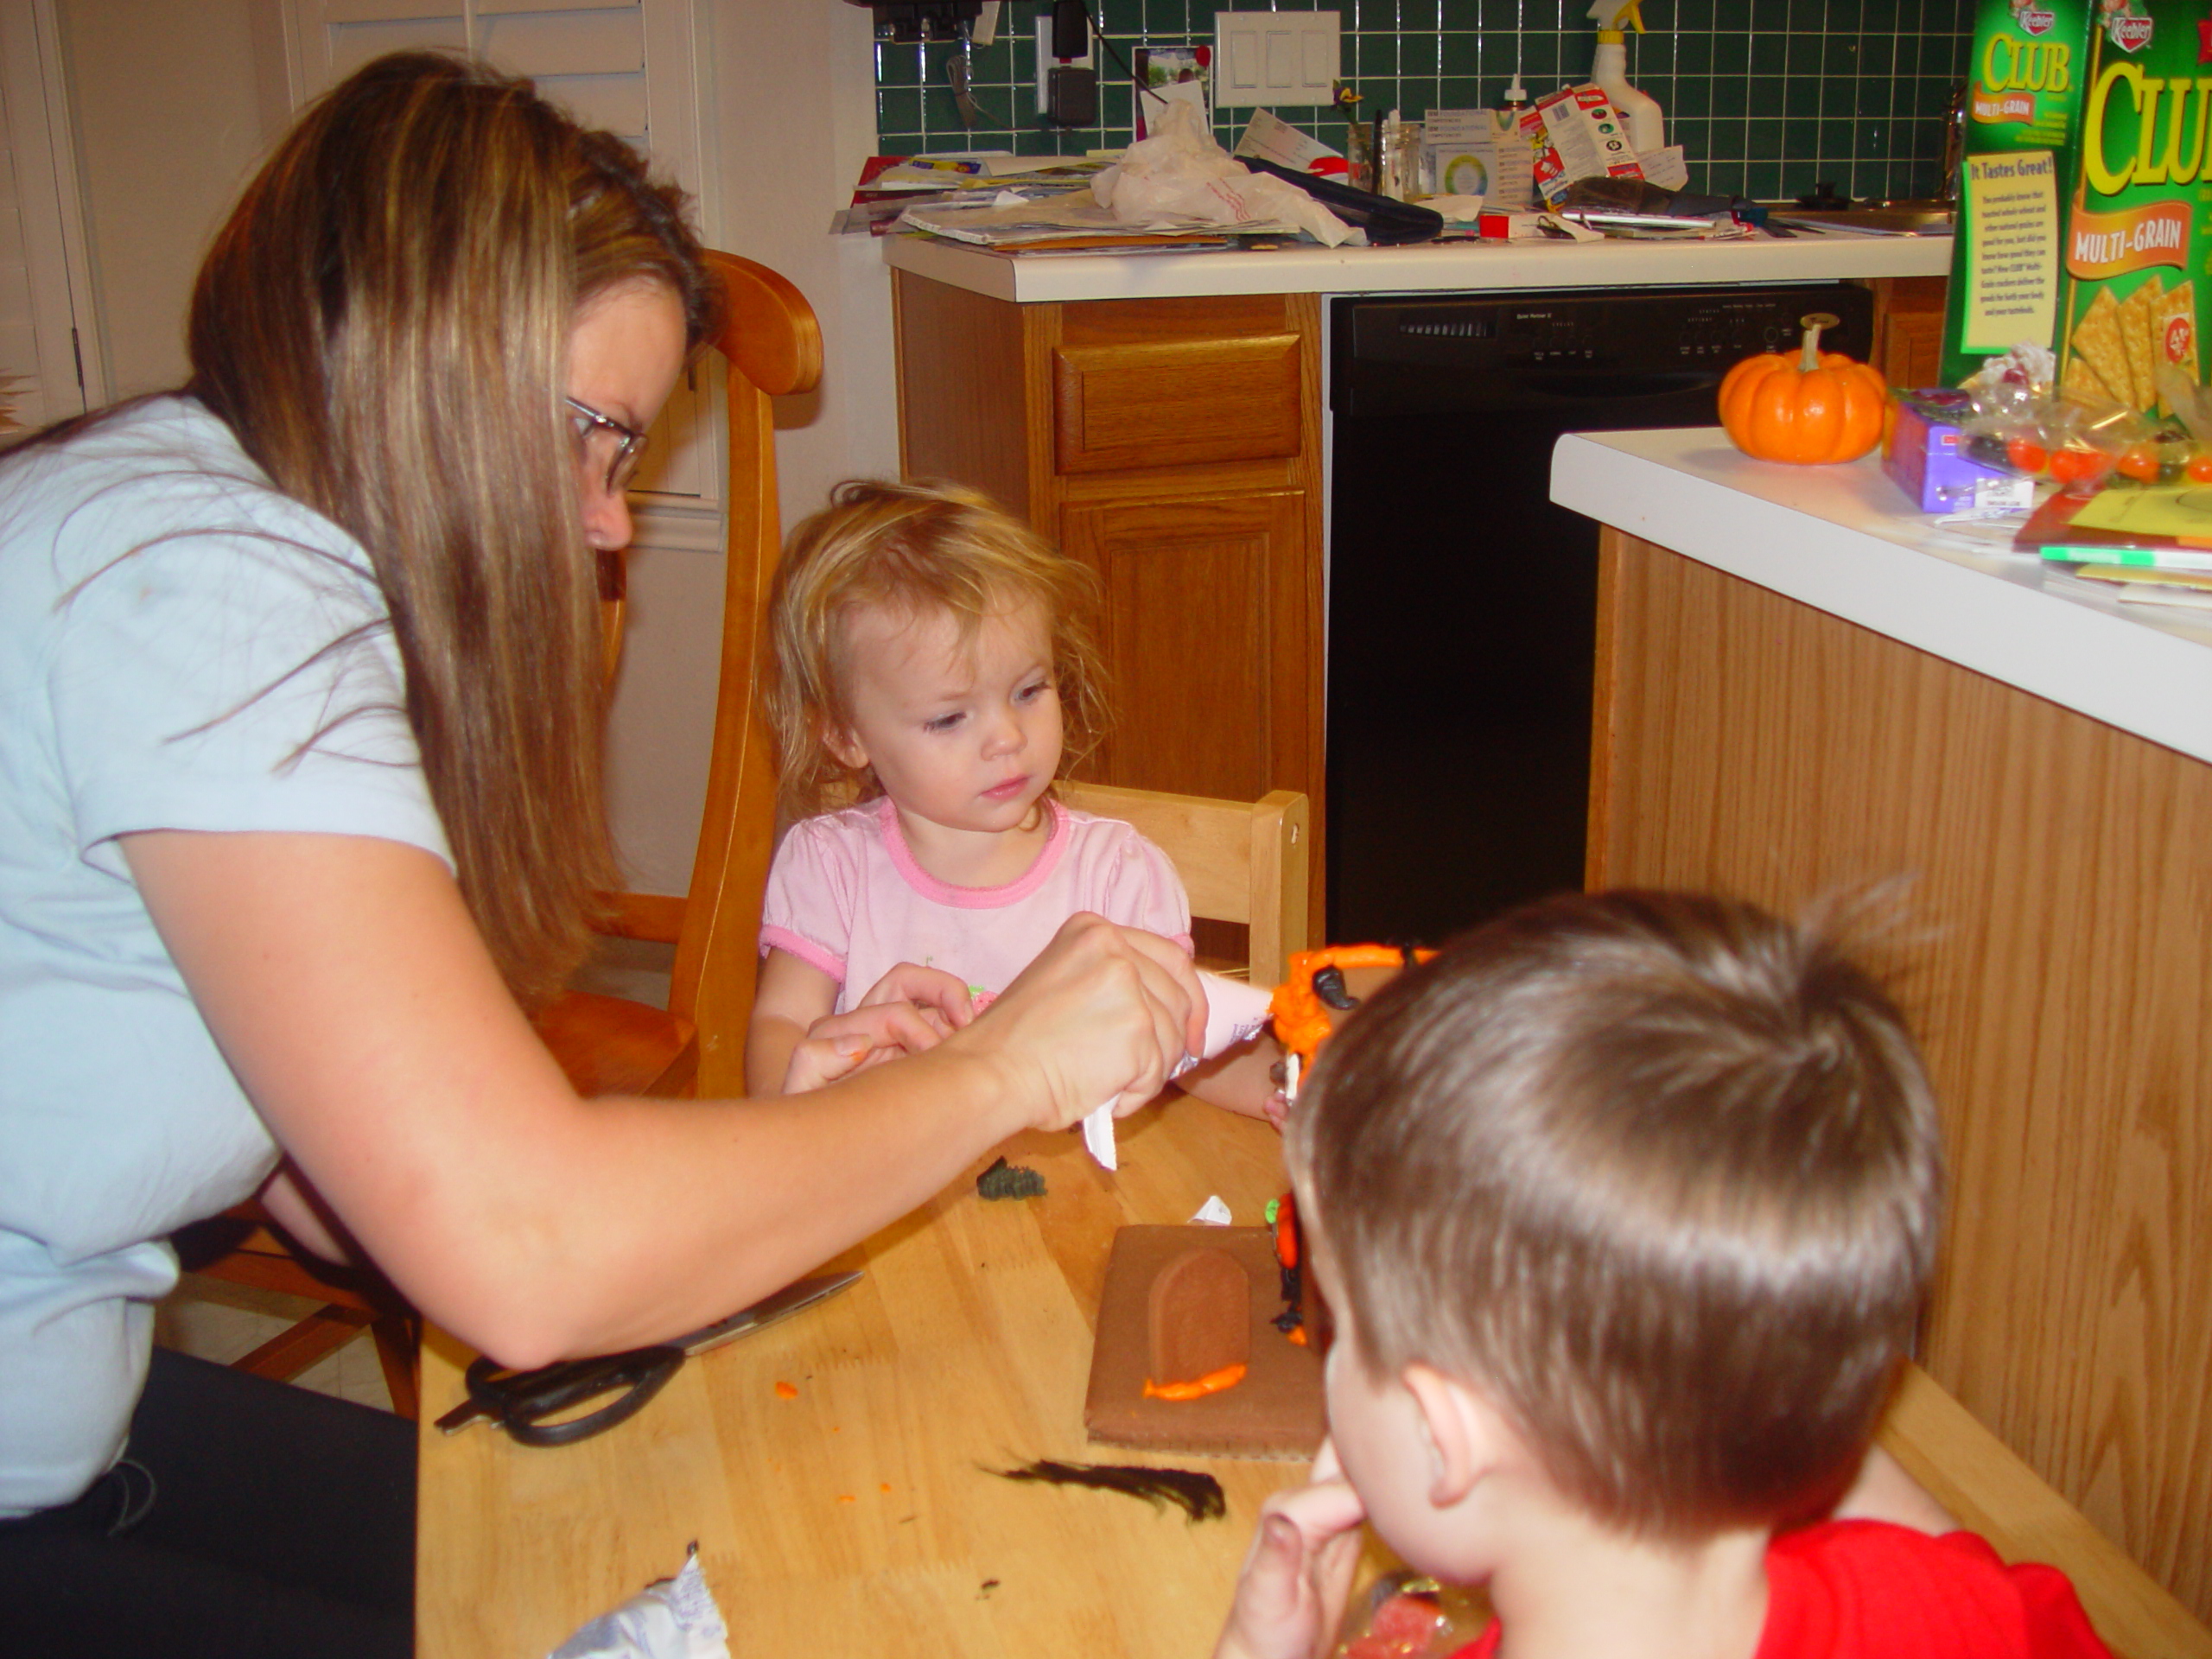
[747,479,1274,1115]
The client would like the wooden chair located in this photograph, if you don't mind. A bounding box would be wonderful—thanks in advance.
[171,1202,422,1421]
[177,251,821,1416]
[1056,780,1309,988]
[1878,1363,2212,1659]
[534,248,822,1101]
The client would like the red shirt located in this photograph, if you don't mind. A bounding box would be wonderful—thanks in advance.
[1443,1522,2113,1658]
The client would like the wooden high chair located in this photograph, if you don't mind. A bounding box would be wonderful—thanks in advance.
[1055,780,1309,988]
[179,251,821,1417]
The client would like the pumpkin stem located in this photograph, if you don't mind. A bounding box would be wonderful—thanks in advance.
[1799,311,1839,373]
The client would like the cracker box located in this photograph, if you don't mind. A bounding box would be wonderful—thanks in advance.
[1942,0,2207,417]
[1517,84,1644,207]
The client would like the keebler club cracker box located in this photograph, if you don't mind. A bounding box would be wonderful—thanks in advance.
[1942,0,2208,416]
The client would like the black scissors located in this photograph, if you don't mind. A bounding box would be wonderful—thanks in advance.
[434,1269,861,1447]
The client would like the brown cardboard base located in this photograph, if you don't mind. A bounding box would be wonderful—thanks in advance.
[1084,1225,1325,1460]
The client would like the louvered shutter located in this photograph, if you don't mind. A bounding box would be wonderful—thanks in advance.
[285,0,713,501]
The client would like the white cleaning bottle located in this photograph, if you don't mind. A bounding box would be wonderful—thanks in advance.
[1588,0,1663,153]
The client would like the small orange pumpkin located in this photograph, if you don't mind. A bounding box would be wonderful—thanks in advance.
[1719,312,1888,465]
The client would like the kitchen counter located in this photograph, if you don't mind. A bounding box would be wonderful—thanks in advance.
[1555,432,2212,1627]
[883,226,1953,303]
[1550,429,2212,765]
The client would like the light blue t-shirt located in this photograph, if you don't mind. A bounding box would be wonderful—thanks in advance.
[0,396,452,1514]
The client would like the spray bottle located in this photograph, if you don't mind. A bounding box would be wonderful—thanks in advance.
[1588,0,1663,154]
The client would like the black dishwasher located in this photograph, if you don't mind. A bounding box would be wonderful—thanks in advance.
[1325,282,1873,944]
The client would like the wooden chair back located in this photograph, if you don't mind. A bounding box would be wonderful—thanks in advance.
[1055,780,1308,988]
[537,249,822,1101]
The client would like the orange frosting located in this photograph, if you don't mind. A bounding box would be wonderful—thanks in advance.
[1141,1362,1249,1402]
[1268,945,1438,1066]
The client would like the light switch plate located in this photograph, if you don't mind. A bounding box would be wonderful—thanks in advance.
[1213,10,1339,107]
[1038,16,1096,115]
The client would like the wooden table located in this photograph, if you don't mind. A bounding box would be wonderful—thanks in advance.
[416,1096,1331,1657]
[415,1088,2212,1659]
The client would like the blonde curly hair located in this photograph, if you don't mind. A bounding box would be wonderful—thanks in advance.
[765,479,1109,819]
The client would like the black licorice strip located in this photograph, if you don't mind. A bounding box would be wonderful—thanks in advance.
[987,1458,1226,1522]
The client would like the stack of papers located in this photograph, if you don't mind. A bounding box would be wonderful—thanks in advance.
[893,192,1258,251]
[2018,484,2212,569]
[832,153,1110,236]
[2018,483,2212,613]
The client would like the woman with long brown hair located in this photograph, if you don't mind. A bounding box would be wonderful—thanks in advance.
[0,54,1201,1656]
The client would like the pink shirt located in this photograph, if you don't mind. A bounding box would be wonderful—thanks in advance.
[760,796,1194,1014]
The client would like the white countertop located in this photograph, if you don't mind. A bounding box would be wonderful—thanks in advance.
[883,228,1953,303]
[1550,429,2212,765]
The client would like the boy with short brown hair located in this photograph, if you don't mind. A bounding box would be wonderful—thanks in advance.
[1217,891,2111,1659]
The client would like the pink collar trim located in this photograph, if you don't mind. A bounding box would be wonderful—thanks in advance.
[876,794,1070,907]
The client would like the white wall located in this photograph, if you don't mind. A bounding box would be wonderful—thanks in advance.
[608,0,899,896]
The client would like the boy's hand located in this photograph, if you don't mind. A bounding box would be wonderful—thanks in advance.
[1217,1440,1367,1659]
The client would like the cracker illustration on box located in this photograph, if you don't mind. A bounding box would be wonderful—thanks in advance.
[2119,274,2163,409]
[1944,0,2212,423]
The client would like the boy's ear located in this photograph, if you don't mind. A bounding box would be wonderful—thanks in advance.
[1402,1363,1509,1509]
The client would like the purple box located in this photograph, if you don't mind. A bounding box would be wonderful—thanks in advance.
[1884,391,2030,514]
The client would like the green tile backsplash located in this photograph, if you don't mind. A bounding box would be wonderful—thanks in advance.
[871,0,1972,203]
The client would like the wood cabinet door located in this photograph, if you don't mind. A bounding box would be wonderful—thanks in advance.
[1874,275,1948,390]
[1060,491,1314,807]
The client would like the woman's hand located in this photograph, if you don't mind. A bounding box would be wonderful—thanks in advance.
[1217,1440,1368,1659]
[947,912,1205,1133]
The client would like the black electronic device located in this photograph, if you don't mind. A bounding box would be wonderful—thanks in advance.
[1050,0,1090,57]
[1047,64,1099,127]
[1325,283,1878,944]
[845,0,982,41]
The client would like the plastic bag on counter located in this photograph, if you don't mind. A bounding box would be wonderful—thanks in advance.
[1091,99,1357,246]
[1942,343,2194,495]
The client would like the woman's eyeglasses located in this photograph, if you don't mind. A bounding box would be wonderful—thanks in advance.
[565,396,650,494]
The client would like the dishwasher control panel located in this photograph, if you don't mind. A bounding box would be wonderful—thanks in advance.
[1331,284,1877,417]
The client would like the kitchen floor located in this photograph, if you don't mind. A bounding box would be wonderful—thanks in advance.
[155,1276,397,1413]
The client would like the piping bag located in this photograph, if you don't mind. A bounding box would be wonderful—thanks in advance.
[1081,970,1274,1170]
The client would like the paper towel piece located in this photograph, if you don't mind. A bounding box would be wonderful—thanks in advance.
[549,1548,728,1659]
[1190,1195,1233,1225]
[1082,970,1274,1170]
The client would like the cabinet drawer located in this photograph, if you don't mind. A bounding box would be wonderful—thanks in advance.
[1052,336,1302,474]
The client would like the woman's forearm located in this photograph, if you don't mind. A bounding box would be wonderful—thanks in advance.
[125,832,1196,1369]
